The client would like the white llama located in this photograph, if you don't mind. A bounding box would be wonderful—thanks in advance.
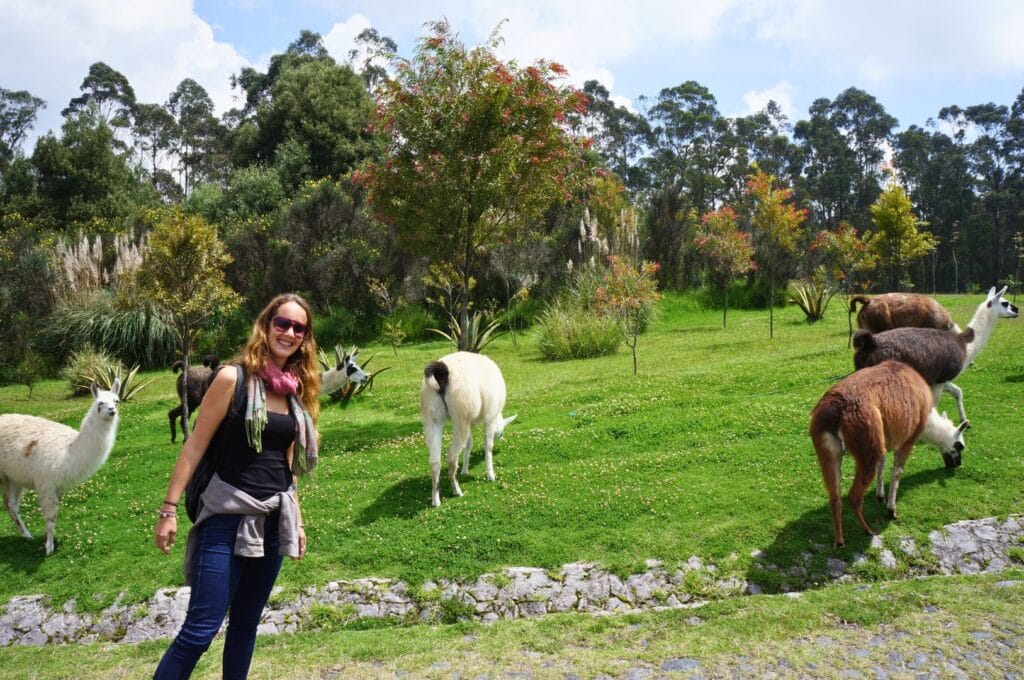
[0,381,120,555]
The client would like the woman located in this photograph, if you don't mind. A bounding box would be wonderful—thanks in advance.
[154,294,321,679]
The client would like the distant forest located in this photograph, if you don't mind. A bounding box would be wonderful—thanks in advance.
[2,26,1023,380]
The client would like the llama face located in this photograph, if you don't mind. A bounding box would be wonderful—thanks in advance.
[938,418,969,468]
[89,381,121,419]
[988,286,1020,319]
[340,352,369,384]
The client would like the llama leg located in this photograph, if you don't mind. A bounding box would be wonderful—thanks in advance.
[169,406,182,443]
[426,420,444,507]
[460,432,473,476]
[943,382,967,424]
[3,479,32,538]
[848,453,879,538]
[887,443,914,520]
[814,433,846,548]
[874,453,887,503]
[483,422,498,481]
[38,490,60,555]
[447,423,470,498]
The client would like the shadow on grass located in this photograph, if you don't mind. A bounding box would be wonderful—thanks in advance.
[0,536,45,574]
[750,465,958,593]
[355,477,433,525]
[1003,373,1024,383]
[321,418,421,452]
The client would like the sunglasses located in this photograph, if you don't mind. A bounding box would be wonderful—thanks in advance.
[271,316,308,337]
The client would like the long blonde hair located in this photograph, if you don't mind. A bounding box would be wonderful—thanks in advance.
[241,293,321,424]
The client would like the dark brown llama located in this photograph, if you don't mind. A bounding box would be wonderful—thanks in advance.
[167,355,220,443]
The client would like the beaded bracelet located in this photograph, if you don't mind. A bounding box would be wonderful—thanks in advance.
[157,510,177,519]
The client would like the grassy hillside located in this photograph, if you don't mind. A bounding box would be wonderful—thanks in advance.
[1,292,1021,611]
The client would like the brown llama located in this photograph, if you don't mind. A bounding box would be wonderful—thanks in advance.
[810,361,966,548]
[852,286,1018,430]
[850,293,959,334]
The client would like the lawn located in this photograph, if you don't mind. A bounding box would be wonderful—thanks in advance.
[1,291,1022,613]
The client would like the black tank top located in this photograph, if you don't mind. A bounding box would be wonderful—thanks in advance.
[217,405,295,501]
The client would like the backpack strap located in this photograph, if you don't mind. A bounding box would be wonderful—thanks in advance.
[227,364,246,420]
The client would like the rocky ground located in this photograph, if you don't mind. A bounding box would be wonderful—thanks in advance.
[1,515,1022,678]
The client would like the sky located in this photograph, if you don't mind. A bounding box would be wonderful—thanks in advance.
[3,0,1024,153]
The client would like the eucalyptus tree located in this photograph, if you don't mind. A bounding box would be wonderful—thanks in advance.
[348,27,398,91]
[794,87,897,230]
[0,87,45,172]
[166,78,225,194]
[580,80,652,194]
[61,62,137,149]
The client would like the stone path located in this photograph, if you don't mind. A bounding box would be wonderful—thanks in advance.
[1,514,1021,652]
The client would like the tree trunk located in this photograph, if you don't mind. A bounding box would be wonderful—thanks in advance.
[723,281,730,329]
[769,277,775,339]
[180,332,192,442]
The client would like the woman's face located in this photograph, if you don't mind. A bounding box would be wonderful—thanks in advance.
[267,300,308,367]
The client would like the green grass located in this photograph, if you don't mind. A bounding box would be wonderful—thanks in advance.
[1,292,1022,613]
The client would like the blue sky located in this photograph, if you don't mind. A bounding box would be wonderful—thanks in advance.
[3,0,1024,152]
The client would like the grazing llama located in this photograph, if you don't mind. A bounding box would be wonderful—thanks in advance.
[421,352,516,507]
[850,292,959,333]
[810,362,965,548]
[853,286,1018,426]
[0,381,121,555]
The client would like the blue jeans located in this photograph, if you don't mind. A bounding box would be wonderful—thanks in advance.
[154,513,283,680]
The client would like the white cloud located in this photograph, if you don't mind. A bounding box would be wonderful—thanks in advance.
[322,13,373,65]
[0,0,249,145]
[740,81,795,119]
[740,0,1024,82]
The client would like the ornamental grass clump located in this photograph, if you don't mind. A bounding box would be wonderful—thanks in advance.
[535,267,620,360]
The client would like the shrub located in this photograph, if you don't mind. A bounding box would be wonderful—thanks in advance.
[87,363,155,402]
[42,290,178,370]
[391,304,439,342]
[61,347,121,396]
[535,300,621,360]
[316,306,359,349]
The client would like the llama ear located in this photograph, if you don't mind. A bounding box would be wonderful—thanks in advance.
[112,378,121,394]
[90,382,99,398]
[988,286,997,298]
[996,285,1008,297]
[958,420,970,434]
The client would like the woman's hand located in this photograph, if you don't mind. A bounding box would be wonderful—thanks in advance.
[155,514,177,554]
[293,526,307,560]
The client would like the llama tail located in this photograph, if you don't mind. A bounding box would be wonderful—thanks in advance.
[810,399,842,448]
[171,360,185,373]
[849,295,871,314]
[423,361,449,397]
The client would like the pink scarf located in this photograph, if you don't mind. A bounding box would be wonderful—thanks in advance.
[260,362,299,395]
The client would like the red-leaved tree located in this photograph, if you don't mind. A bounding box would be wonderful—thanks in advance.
[694,206,755,328]
[358,20,592,349]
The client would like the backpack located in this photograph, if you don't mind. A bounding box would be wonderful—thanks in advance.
[184,364,246,522]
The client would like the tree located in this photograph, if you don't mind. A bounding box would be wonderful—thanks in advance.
[62,62,137,137]
[32,103,153,230]
[136,209,239,440]
[694,206,754,328]
[595,255,661,374]
[132,102,178,192]
[810,222,878,345]
[166,79,223,194]
[361,20,591,349]
[0,88,46,172]
[580,80,651,193]
[348,27,398,91]
[747,169,807,338]
[865,181,937,291]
